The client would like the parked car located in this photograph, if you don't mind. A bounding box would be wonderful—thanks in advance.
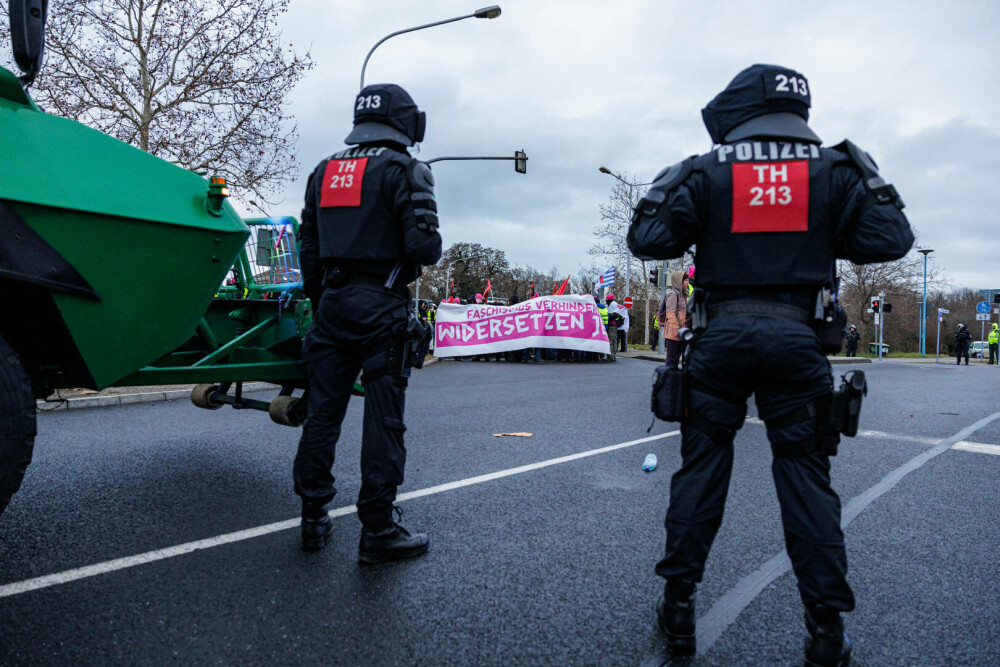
[970,341,987,359]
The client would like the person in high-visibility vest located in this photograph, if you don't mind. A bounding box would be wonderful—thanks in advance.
[988,322,998,365]
[596,298,609,327]
[652,315,660,351]
[593,296,610,362]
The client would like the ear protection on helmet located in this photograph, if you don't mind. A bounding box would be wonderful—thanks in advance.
[413,110,426,143]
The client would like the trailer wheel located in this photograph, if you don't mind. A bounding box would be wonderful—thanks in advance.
[0,333,36,518]
[191,383,224,410]
[269,396,305,427]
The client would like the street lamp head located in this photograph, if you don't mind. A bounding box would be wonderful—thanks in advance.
[474,5,502,19]
[918,248,935,255]
[598,166,612,174]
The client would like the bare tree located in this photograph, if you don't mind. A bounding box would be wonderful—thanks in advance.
[1,0,311,204]
[592,176,644,283]
[836,236,945,352]
[594,177,692,346]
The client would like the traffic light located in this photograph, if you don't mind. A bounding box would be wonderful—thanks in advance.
[871,297,880,313]
[883,303,893,313]
[649,266,659,286]
[514,150,527,174]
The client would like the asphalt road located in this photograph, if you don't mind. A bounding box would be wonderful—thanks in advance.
[1,357,998,665]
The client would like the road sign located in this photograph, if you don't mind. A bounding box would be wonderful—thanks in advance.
[623,296,633,309]
[874,314,880,324]
[938,308,950,314]
[976,313,990,321]
[976,301,990,314]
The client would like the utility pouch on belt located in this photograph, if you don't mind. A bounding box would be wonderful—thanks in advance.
[831,370,867,437]
[817,305,847,354]
[650,328,694,423]
[813,278,847,355]
[651,364,685,422]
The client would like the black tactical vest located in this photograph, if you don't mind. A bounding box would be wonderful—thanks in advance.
[694,140,839,288]
[312,145,410,263]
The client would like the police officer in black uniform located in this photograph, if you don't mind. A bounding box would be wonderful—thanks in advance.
[845,325,861,357]
[294,83,442,562]
[629,64,914,666]
[954,323,972,365]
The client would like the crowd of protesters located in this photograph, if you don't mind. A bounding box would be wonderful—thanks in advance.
[420,291,628,362]
[418,266,698,364]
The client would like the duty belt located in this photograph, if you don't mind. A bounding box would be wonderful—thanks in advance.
[323,266,406,294]
[706,300,812,325]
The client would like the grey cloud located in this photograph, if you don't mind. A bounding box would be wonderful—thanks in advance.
[258,0,1000,288]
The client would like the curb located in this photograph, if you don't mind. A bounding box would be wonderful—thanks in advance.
[37,382,277,413]
[621,354,873,365]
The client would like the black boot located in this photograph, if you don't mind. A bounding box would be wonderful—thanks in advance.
[301,504,333,551]
[804,604,851,667]
[358,508,429,564]
[657,579,697,655]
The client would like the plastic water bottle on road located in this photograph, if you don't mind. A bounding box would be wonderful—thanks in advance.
[642,454,657,472]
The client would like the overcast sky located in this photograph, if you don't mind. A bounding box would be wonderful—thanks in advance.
[257,0,1000,292]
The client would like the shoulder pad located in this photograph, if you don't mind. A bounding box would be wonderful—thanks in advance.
[405,160,438,233]
[633,156,696,220]
[406,159,435,192]
[651,155,697,192]
[831,140,904,210]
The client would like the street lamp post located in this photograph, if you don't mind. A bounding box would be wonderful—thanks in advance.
[918,248,934,355]
[357,5,501,313]
[599,166,653,346]
[360,6,501,90]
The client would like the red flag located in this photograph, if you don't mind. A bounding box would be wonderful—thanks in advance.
[484,278,492,296]
[554,275,570,295]
[449,279,455,297]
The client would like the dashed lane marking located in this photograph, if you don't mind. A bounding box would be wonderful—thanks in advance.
[746,417,997,454]
[952,441,1000,456]
[0,430,680,599]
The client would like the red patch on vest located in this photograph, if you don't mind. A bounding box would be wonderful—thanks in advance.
[320,157,369,207]
[731,160,809,233]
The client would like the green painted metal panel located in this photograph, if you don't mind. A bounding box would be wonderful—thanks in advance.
[0,68,244,232]
[0,67,250,387]
[16,201,247,387]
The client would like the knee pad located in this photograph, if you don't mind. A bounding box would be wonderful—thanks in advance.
[685,387,747,445]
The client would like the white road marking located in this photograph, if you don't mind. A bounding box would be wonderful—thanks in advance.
[693,410,1000,653]
[0,430,680,599]
[952,441,1000,456]
[747,417,998,453]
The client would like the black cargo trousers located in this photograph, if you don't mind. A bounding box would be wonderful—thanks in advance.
[293,282,410,530]
[655,313,856,612]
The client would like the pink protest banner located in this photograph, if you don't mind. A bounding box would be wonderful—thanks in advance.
[434,295,611,357]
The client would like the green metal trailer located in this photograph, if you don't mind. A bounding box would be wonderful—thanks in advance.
[0,8,330,518]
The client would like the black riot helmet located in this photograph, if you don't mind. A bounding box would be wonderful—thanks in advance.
[345,83,426,147]
[701,64,820,145]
